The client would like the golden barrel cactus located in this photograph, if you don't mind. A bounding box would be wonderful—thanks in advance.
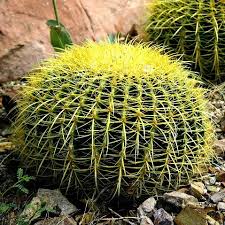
[13,42,214,199]
[145,0,225,82]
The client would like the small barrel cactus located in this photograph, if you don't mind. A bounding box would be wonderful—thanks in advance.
[144,0,225,82]
[13,42,214,199]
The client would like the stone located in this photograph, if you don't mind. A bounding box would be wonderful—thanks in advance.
[0,42,46,83]
[177,188,189,194]
[210,190,225,203]
[34,216,77,225]
[209,177,217,185]
[153,208,174,225]
[0,0,147,82]
[217,202,225,211]
[18,197,42,224]
[221,120,225,132]
[207,186,221,193]
[137,197,156,218]
[213,140,225,157]
[206,216,220,225]
[159,191,198,213]
[140,216,154,225]
[208,211,224,225]
[37,188,77,215]
[190,182,206,199]
[216,172,225,182]
[174,205,208,225]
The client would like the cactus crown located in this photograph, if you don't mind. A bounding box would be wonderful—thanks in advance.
[145,0,225,82]
[14,42,214,199]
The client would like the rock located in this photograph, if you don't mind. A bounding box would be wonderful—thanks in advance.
[217,202,225,211]
[206,216,220,225]
[137,197,156,218]
[37,188,77,215]
[216,172,225,182]
[207,186,221,193]
[34,216,77,225]
[210,190,225,203]
[207,210,224,225]
[0,42,46,83]
[18,197,42,224]
[221,182,225,187]
[159,191,198,213]
[213,140,225,157]
[209,177,217,185]
[0,0,146,82]
[177,188,189,194]
[221,120,225,132]
[190,182,206,199]
[153,208,174,225]
[174,205,208,225]
[140,216,154,225]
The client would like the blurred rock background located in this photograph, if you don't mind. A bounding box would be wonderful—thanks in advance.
[0,0,146,83]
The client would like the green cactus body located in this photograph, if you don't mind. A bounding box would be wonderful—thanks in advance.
[145,0,225,82]
[14,42,214,199]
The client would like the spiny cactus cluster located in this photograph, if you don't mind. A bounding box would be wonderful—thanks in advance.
[14,42,214,199]
[145,0,225,82]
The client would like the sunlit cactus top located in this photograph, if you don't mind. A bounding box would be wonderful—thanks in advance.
[14,42,214,199]
[145,0,225,82]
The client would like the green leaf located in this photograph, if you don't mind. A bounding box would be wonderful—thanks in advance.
[17,168,24,180]
[0,202,15,214]
[47,19,73,52]
[16,184,29,194]
[21,175,34,182]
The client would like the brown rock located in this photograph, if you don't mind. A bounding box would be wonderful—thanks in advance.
[190,182,206,199]
[213,139,225,157]
[216,172,225,182]
[0,0,147,83]
[0,42,46,83]
[174,206,208,225]
[163,191,198,209]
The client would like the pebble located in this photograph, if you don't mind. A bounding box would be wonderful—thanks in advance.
[216,172,225,182]
[154,208,174,225]
[210,177,217,185]
[210,190,225,203]
[207,87,225,139]
[190,182,206,198]
[174,205,208,225]
[140,216,154,225]
[138,197,156,218]
[217,202,225,212]
[37,189,78,215]
[163,191,198,210]
[207,186,221,193]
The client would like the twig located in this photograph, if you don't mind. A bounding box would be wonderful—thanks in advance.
[108,208,138,225]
